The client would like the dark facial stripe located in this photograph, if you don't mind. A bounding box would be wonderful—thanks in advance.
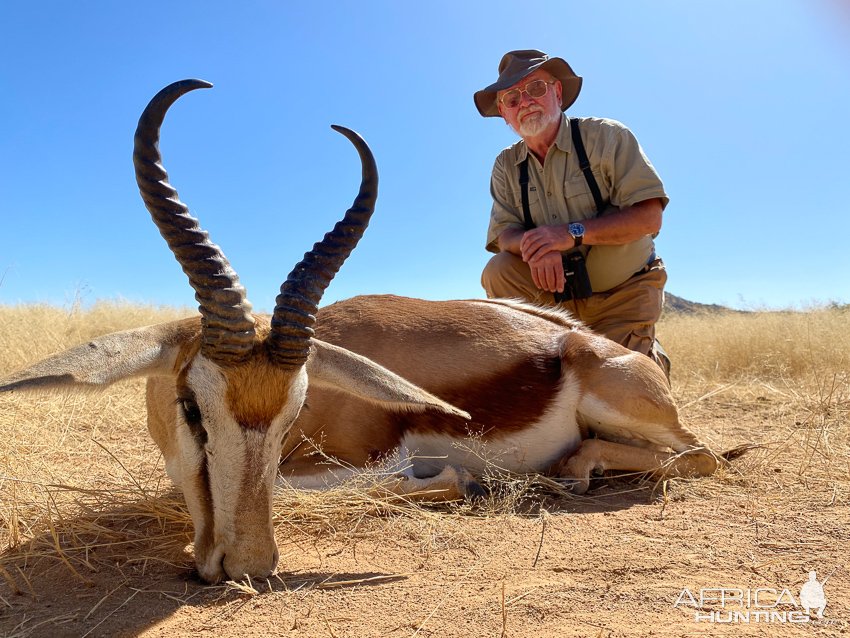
[175,380,207,446]
[174,368,217,564]
[190,451,216,568]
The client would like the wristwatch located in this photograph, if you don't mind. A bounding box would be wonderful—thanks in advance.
[568,222,585,247]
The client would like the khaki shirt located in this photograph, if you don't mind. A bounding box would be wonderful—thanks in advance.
[486,115,669,292]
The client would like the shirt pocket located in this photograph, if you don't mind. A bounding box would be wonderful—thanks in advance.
[564,173,605,219]
[509,184,543,228]
[511,183,541,210]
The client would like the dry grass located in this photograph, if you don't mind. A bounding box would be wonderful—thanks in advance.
[658,306,849,501]
[0,301,192,378]
[659,305,849,382]
[1,301,848,636]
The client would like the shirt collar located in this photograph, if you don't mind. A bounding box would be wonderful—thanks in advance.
[553,113,572,153]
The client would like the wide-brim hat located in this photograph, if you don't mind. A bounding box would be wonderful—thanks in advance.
[474,49,583,118]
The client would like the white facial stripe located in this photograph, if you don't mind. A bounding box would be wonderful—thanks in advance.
[165,407,203,487]
[186,355,245,548]
[274,367,309,438]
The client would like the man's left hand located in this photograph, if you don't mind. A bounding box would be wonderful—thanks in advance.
[520,225,572,263]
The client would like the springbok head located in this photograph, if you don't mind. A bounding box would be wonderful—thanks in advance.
[0,80,468,583]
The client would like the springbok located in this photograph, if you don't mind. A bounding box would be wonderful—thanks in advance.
[0,80,470,583]
[1,80,745,584]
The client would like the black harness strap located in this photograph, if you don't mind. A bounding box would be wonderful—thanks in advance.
[569,118,605,215]
[518,155,534,230]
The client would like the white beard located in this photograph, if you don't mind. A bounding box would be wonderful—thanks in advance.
[516,107,560,138]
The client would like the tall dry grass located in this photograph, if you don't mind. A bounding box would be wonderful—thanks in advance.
[658,306,849,517]
[0,302,193,378]
[0,302,200,594]
[659,306,849,383]
[0,302,847,597]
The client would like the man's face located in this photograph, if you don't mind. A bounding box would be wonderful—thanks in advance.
[497,70,562,138]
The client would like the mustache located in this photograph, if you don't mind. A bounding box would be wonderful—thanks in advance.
[517,105,543,120]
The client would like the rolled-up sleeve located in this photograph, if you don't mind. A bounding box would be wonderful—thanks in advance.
[486,152,525,253]
[602,124,669,211]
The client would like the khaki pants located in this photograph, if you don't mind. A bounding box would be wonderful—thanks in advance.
[481,251,668,369]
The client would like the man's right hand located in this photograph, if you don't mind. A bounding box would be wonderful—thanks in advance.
[528,251,565,293]
[497,227,565,293]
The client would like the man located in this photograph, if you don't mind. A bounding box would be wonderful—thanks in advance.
[475,49,671,374]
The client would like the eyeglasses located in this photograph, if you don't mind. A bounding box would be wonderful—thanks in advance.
[498,79,556,109]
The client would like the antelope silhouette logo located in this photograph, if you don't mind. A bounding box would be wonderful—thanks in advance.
[799,571,827,619]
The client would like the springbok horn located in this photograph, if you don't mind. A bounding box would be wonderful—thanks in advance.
[267,125,378,367]
[133,79,256,365]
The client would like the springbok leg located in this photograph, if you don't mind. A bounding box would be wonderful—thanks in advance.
[551,438,722,494]
[280,464,484,502]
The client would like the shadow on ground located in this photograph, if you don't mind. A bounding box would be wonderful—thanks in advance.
[0,477,656,637]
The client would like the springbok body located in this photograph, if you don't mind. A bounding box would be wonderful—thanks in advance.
[266,294,726,495]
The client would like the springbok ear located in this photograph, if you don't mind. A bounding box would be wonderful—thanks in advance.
[0,319,200,393]
[306,339,470,419]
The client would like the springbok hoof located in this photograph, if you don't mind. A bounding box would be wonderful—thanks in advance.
[568,477,591,495]
[463,478,487,501]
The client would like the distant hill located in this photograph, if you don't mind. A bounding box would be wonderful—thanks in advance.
[664,294,848,314]
[664,293,734,315]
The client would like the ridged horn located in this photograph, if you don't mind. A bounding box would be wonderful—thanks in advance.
[267,125,378,368]
[133,79,256,365]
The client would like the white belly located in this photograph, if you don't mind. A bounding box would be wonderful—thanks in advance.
[401,377,582,478]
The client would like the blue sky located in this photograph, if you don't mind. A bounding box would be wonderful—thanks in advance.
[1,1,848,311]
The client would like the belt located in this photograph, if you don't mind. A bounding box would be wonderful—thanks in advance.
[633,251,658,277]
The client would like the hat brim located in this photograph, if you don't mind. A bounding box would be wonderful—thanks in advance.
[474,57,583,118]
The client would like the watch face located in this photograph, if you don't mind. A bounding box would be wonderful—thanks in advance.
[569,222,585,237]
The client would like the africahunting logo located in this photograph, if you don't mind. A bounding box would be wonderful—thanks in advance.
[674,570,833,624]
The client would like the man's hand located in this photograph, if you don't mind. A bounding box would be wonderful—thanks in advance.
[529,251,565,293]
[497,226,568,293]
[520,225,572,263]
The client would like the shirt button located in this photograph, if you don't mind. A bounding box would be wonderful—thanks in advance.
[547,191,552,196]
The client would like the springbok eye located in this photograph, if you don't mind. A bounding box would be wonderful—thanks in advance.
[180,398,202,424]
[178,397,207,444]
